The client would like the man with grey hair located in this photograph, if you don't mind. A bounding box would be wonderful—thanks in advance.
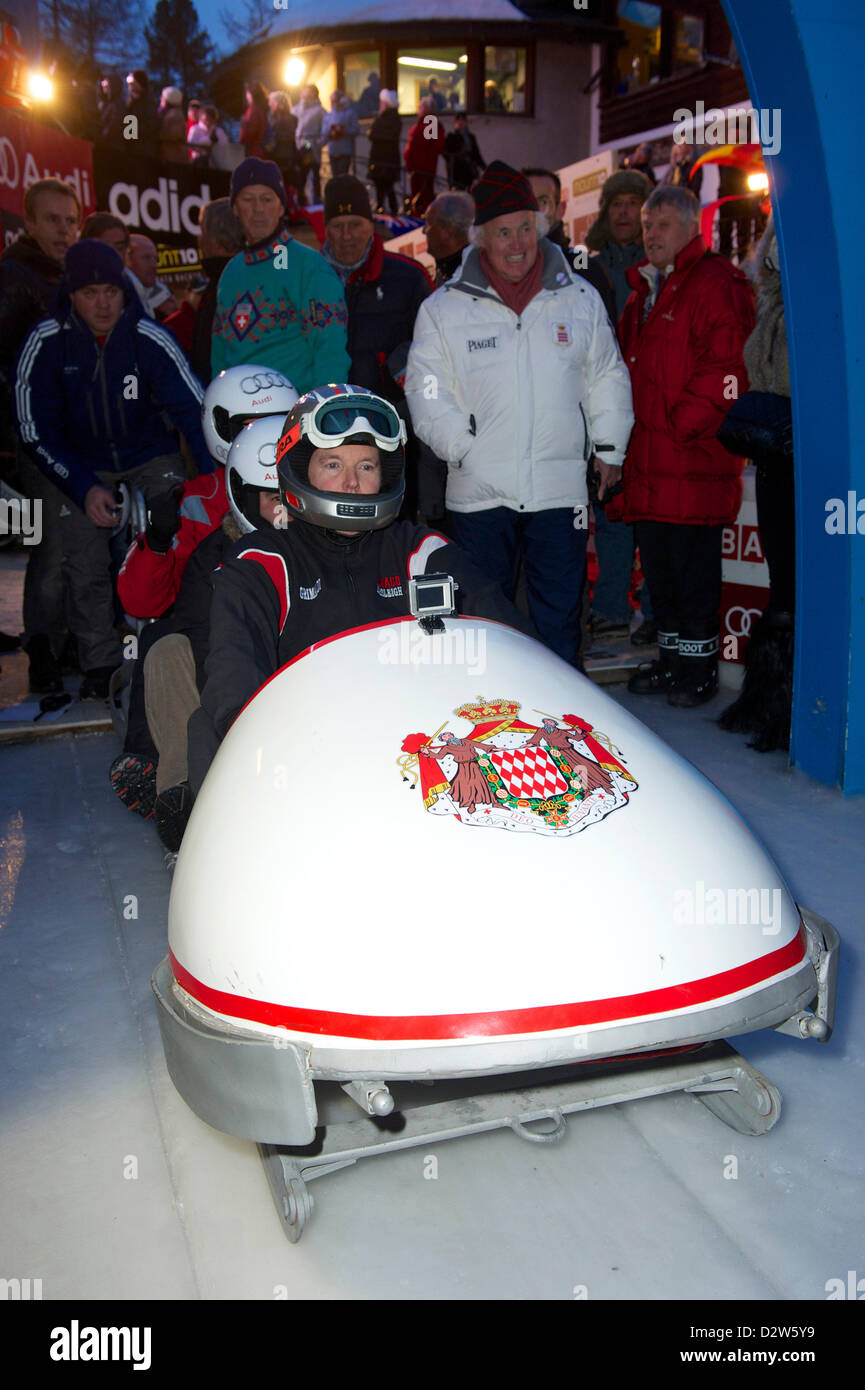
[125,233,177,321]
[406,161,633,666]
[614,185,754,706]
[424,191,474,285]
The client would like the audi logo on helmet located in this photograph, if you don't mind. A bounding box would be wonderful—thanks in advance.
[258,443,277,466]
[241,372,286,394]
[724,606,762,639]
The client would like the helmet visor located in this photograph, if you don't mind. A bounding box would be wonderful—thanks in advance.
[302,395,406,451]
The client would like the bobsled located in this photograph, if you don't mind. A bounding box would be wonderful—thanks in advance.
[152,616,839,1241]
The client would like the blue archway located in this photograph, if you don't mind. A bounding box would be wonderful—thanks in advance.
[722,0,865,792]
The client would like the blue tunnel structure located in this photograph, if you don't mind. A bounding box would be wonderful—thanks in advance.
[723,0,865,791]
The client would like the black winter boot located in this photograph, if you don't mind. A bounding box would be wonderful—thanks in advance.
[25,635,64,695]
[154,783,193,853]
[627,630,681,694]
[668,632,719,707]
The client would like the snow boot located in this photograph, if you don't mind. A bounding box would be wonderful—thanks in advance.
[668,631,719,708]
[627,629,681,694]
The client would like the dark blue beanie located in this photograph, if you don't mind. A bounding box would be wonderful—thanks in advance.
[230,157,286,207]
[65,240,126,291]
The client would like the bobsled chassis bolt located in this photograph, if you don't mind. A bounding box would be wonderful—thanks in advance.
[800,1014,830,1040]
[341,1080,395,1116]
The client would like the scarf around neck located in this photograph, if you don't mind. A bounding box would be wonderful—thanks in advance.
[323,236,372,285]
[480,247,544,317]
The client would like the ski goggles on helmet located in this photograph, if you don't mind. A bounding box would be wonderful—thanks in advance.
[297,395,407,452]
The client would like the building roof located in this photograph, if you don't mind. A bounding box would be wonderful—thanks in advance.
[268,0,530,34]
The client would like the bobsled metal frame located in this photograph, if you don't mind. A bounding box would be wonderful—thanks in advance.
[152,910,839,1241]
[258,1040,784,1242]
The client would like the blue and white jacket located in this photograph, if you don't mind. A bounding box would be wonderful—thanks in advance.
[15,275,212,511]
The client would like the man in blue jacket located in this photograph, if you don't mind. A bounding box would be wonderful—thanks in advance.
[15,240,213,698]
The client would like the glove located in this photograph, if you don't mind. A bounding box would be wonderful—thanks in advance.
[145,487,182,553]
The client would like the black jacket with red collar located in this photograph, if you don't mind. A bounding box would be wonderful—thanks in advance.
[343,234,433,399]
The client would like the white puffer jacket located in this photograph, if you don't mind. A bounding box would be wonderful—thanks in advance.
[405,240,634,513]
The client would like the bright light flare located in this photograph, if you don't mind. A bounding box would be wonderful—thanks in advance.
[747,172,769,193]
[28,72,53,101]
[284,56,306,86]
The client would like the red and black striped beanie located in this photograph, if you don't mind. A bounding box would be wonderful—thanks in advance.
[470,161,538,226]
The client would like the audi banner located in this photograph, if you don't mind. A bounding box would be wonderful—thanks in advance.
[93,146,230,284]
[720,464,770,669]
[0,107,95,242]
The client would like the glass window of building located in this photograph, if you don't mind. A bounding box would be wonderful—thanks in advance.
[614,1,662,94]
[397,48,465,114]
[673,12,705,74]
[483,46,527,113]
[343,51,382,115]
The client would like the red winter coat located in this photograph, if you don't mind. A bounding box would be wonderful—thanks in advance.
[117,470,228,618]
[403,118,446,174]
[613,235,754,526]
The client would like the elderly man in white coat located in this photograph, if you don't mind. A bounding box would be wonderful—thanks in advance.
[405,161,634,666]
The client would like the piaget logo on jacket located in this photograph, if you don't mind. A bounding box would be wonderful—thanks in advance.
[466,335,498,353]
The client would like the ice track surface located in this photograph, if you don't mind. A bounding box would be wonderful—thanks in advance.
[0,689,862,1301]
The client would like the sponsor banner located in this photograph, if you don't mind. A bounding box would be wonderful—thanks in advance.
[721,467,769,664]
[0,108,95,244]
[382,224,435,277]
[557,150,614,249]
[93,146,231,282]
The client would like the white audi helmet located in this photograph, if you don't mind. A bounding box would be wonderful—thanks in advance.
[202,365,299,464]
[225,416,284,534]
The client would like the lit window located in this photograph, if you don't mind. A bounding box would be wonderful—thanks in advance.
[483,46,526,113]
[397,48,465,114]
[615,1,662,93]
[674,13,705,73]
[343,51,381,115]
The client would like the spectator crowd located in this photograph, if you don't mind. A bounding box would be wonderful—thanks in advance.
[1,96,777,857]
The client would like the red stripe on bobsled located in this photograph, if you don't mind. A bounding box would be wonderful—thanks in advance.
[169,926,808,1042]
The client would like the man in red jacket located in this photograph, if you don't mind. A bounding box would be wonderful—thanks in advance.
[615,187,754,706]
[404,98,446,215]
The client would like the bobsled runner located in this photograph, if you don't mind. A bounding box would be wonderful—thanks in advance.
[152,616,839,1241]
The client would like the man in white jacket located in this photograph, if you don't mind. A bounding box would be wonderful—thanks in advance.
[405,161,634,665]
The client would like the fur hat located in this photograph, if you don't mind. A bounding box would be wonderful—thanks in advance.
[471,161,538,226]
[584,170,652,252]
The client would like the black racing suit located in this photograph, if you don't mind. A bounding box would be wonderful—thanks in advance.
[188,517,534,793]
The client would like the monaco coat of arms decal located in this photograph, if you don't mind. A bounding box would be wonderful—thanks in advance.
[400,697,638,837]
